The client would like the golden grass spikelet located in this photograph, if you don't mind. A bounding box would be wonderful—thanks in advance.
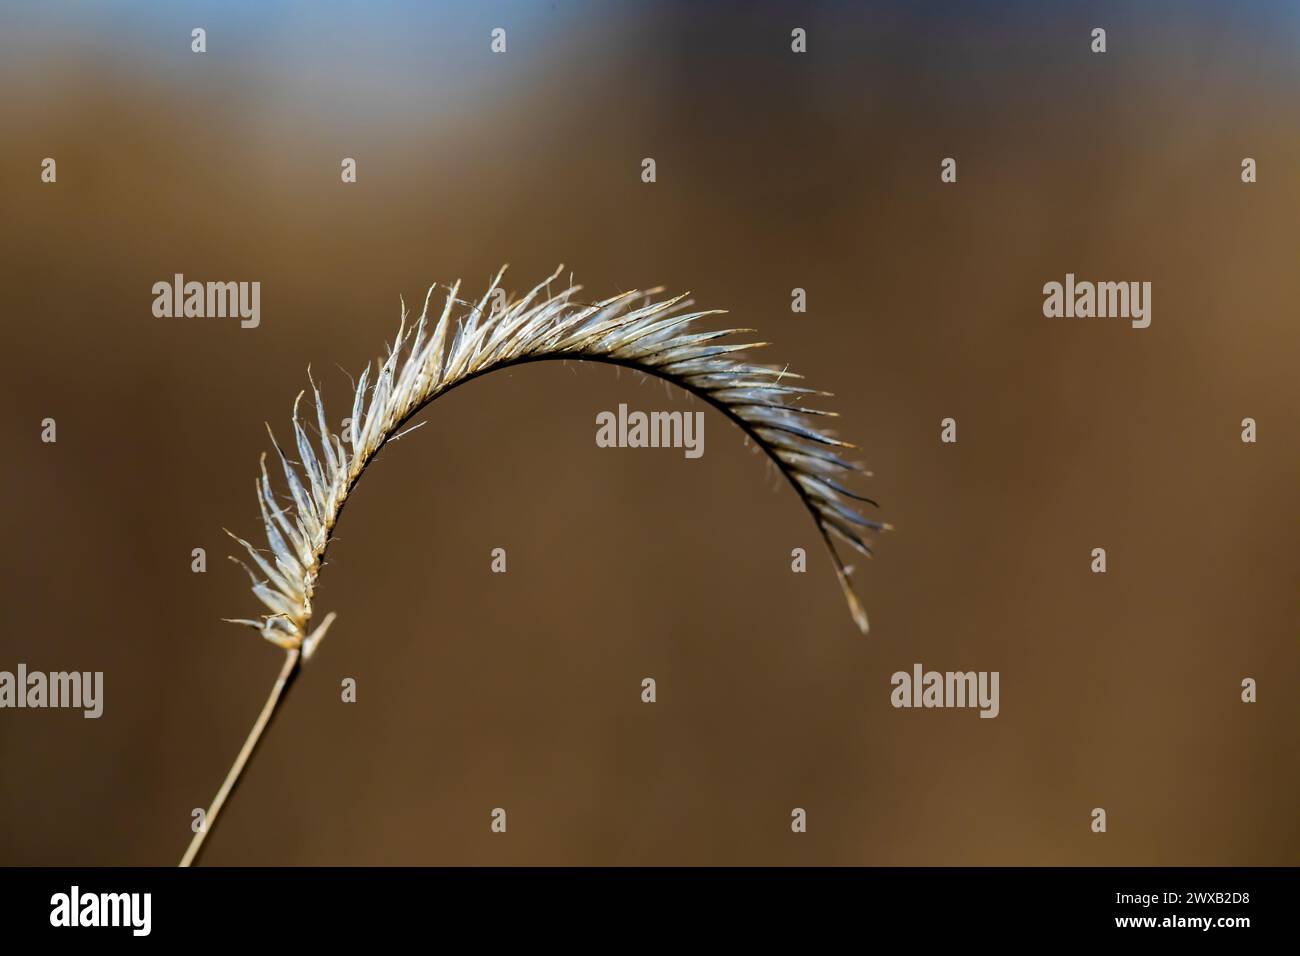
[225,264,885,646]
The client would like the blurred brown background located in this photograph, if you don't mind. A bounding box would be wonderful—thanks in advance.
[1,1,1297,865]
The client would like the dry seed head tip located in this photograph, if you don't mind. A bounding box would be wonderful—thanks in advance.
[225,266,886,646]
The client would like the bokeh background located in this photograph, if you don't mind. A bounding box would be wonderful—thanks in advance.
[1,1,1296,865]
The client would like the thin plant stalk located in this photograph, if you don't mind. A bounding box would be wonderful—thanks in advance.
[179,649,298,867]
[180,611,334,867]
